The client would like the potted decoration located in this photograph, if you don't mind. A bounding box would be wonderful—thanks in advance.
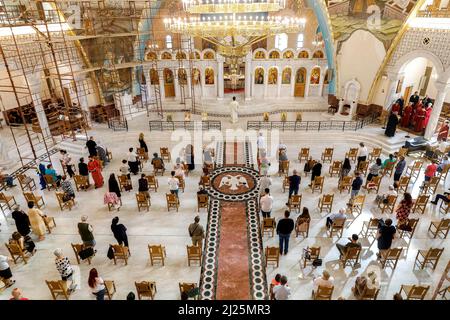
[281,112,287,122]
[201,112,208,121]
[263,112,269,122]
[296,112,302,122]
[166,113,173,122]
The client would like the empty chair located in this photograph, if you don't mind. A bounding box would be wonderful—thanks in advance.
[414,247,444,270]
[23,192,44,209]
[368,148,382,162]
[278,160,290,177]
[329,161,342,177]
[379,247,403,270]
[405,161,423,180]
[137,148,148,162]
[321,148,333,163]
[412,195,429,214]
[340,246,361,268]
[0,192,17,216]
[176,176,185,192]
[350,195,365,216]
[43,216,56,234]
[439,200,450,214]
[359,218,379,241]
[367,176,382,193]
[111,244,129,265]
[398,284,430,300]
[318,194,334,213]
[73,175,89,191]
[166,193,180,212]
[397,147,408,158]
[421,176,440,195]
[136,192,151,212]
[160,147,171,161]
[328,218,346,238]
[104,280,116,300]
[148,244,166,266]
[146,175,159,192]
[187,245,202,266]
[428,219,450,238]
[338,176,352,193]
[265,246,280,267]
[197,193,209,212]
[17,174,36,191]
[200,175,211,189]
[311,176,324,193]
[378,194,397,214]
[135,281,157,300]
[56,192,75,211]
[46,280,71,300]
[179,282,199,300]
[5,241,28,264]
[282,176,290,193]
[301,246,320,268]
[357,161,369,176]
[397,176,411,193]
[262,218,276,237]
[298,148,309,162]
[345,148,358,162]
[71,243,92,265]
[287,194,302,213]
[312,285,334,300]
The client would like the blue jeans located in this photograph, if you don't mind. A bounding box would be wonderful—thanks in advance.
[278,233,290,254]
[94,289,105,300]
[351,189,359,198]
[288,186,298,198]
[170,189,179,197]
[5,176,14,186]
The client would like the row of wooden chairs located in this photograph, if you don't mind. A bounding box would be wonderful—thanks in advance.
[297,147,383,165]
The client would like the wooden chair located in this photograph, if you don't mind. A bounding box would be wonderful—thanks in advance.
[318,194,334,213]
[44,175,58,191]
[380,247,403,270]
[200,175,211,189]
[118,175,132,192]
[398,218,419,240]
[107,150,113,161]
[382,161,396,177]
[350,195,365,216]
[412,195,429,214]
[287,194,302,213]
[23,192,45,208]
[360,287,380,300]
[166,193,180,212]
[176,176,185,192]
[312,285,334,300]
[321,148,333,163]
[397,147,408,158]
[311,176,324,193]
[135,281,157,300]
[367,176,382,193]
[359,218,380,241]
[55,192,74,211]
[338,176,352,193]
[345,148,358,162]
[152,159,165,176]
[329,161,342,177]
[421,176,440,195]
[298,148,309,162]
[262,218,276,237]
[111,244,129,265]
[104,280,116,300]
[73,175,89,191]
[278,160,290,176]
[301,246,320,268]
[179,282,199,300]
[398,284,430,300]
[43,216,56,233]
[438,164,450,181]
[295,218,310,238]
[328,218,346,238]
[187,245,202,266]
[282,175,290,193]
[378,194,397,214]
[17,174,36,191]
[160,147,171,161]
[398,176,411,193]
[136,192,151,212]
[137,147,148,162]
[405,161,423,180]
[0,192,17,215]
[265,246,280,267]
[340,246,361,268]
[197,193,209,212]
[71,243,92,265]
[46,280,71,300]
[5,241,28,264]
[414,247,444,270]
[146,175,159,192]
[368,147,382,162]
[148,244,166,266]
[428,219,450,238]
[357,161,369,176]
[439,200,450,214]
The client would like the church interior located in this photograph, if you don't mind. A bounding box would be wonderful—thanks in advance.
[1,0,450,301]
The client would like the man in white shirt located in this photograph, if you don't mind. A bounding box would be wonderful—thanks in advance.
[326,208,346,229]
[60,150,75,178]
[127,147,139,175]
[273,275,291,300]
[260,188,273,218]
[257,132,266,151]
[168,171,179,197]
[357,142,368,166]
[313,270,334,292]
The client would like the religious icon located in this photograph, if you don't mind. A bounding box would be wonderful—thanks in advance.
[313,50,324,58]
[176,51,187,59]
[283,51,294,59]
[205,68,215,85]
[161,52,172,59]
[396,77,404,93]
[166,113,173,122]
[201,112,208,121]
[281,112,287,122]
[298,50,309,59]
[296,112,302,122]
[146,51,157,61]
[254,50,266,59]
[150,68,159,85]
[203,51,215,60]
[178,68,187,85]
[269,51,280,59]
[282,68,291,84]
[296,68,306,84]
[164,68,174,84]
[192,68,200,85]
[310,67,320,84]
[255,68,264,84]
[268,68,278,85]
[263,112,269,122]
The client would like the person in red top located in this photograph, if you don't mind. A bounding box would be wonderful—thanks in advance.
[438,120,449,142]
[424,103,433,129]
[424,161,438,183]
[414,104,426,133]
[9,288,29,300]
[87,155,104,188]
[401,103,413,128]
[391,102,400,114]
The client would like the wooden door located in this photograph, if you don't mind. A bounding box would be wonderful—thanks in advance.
[419,66,432,96]
[403,86,413,103]
[294,68,306,97]
[164,69,175,97]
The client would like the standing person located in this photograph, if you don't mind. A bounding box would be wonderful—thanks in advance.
[357,142,368,165]
[260,188,273,218]
[60,150,75,178]
[423,161,438,183]
[138,174,150,199]
[78,158,90,187]
[409,91,419,105]
[303,157,315,176]
[288,170,301,198]
[259,174,272,196]
[108,174,122,207]
[414,104,426,133]
[88,268,105,300]
[395,193,413,225]
[424,103,433,129]
[377,218,396,259]
[229,96,239,124]
[78,215,96,248]
[276,210,294,255]
[0,255,15,288]
[438,120,449,142]
[185,144,195,171]
[37,161,47,190]
[27,201,46,241]
[127,147,139,175]
[175,163,186,179]
[351,172,363,198]
[111,217,129,250]
[310,161,322,185]
[11,205,31,237]
[188,216,205,247]
[168,171,179,197]
[88,155,103,188]
[259,150,271,175]
[272,276,291,300]
[401,103,413,128]
[385,112,399,137]
[257,132,266,152]
[393,156,406,182]
[86,136,97,157]
[340,158,352,181]
[138,133,148,153]
[54,248,76,291]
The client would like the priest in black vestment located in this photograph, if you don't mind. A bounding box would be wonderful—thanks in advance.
[385,112,399,137]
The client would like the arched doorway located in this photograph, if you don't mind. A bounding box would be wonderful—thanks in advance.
[294,68,306,97]
[163,68,175,97]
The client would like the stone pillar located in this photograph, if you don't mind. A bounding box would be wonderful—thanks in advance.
[27,73,51,137]
[174,68,181,101]
[318,68,325,97]
[245,53,252,100]
[74,76,89,113]
[263,69,268,98]
[217,55,224,100]
[277,68,282,97]
[305,69,310,97]
[384,72,403,110]
[424,82,449,140]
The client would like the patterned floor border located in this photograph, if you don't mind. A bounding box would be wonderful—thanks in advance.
[149,108,328,118]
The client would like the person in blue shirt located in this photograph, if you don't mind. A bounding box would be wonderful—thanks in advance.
[45,164,61,187]
[351,171,363,198]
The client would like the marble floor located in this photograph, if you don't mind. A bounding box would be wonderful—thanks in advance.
[0,115,448,300]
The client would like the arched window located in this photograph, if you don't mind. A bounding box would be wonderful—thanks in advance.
[297,33,304,49]
[275,33,288,51]
[165,35,173,49]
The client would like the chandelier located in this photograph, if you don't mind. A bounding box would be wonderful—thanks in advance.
[164,0,306,58]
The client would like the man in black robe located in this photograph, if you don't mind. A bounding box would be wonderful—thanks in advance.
[385,112,399,137]
[409,91,419,105]
[86,136,97,157]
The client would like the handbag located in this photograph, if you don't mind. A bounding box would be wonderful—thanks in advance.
[107,245,114,260]
[312,258,322,267]
[79,247,95,260]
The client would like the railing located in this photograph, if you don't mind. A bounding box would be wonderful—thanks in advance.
[247,113,379,131]
[149,120,221,131]
[108,117,128,131]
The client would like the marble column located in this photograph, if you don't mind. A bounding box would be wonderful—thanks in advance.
[318,69,325,97]
[245,53,252,101]
[217,55,224,100]
[305,69,310,97]
[174,69,180,101]
[27,73,51,137]
[263,69,268,98]
[384,72,403,110]
[424,82,449,140]
[277,68,282,97]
